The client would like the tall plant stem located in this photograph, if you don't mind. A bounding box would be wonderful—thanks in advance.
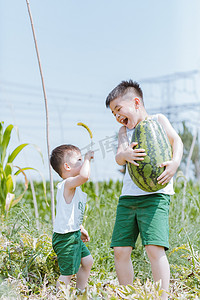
[25,0,55,223]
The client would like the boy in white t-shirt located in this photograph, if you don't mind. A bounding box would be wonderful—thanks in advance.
[105,80,183,300]
[50,144,94,292]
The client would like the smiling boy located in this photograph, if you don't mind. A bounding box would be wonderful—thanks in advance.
[106,80,183,299]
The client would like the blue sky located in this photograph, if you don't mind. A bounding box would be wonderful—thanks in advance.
[1,0,200,182]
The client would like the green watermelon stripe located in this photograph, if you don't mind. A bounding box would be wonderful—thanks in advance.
[150,120,166,189]
[127,118,172,192]
[134,122,153,190]
[136,122,155,191]
[144,121,159,187]
[128,162,153,191]
[152,120,172,163]
[151,120,164,163]
[132,121,155,191]
[128,122,154,191]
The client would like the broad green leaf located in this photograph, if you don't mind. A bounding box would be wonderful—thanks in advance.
[12,174,16,191]
[1,124,14,164]
[6,174,13,193]
[0,122,45,215]
[0,145,3,161]
[0,162,4,174]
[0,168,6,183]
[8,143,44,165]
[0,182,6,201]
[7,143,29,163]
[4,163,13,177]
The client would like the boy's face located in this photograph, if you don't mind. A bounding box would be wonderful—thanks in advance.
[109,93,141,129]
[65,151,83,176]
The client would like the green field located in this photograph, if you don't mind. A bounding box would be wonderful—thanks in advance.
[0,179,200,299]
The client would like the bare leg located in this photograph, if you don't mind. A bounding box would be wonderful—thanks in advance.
[56,275,71,289]
[76,254,93,291]
[114,246,134,285]
[145,245,170,300]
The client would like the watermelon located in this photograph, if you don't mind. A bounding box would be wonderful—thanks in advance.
[127,118,172,192]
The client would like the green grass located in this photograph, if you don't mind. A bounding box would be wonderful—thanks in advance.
[0,179,200,299]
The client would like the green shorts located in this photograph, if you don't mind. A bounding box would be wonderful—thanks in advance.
[111,193,170,250]
[52,230,90,276]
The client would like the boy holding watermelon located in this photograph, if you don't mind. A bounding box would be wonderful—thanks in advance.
[50,144,94,293]
[105,80,183,299]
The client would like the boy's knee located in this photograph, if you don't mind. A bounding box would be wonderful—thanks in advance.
[82,254,93,269]
[56,275,71,289]
[114,246,132,261]
[88,255,94,267]
[145,245,166,261]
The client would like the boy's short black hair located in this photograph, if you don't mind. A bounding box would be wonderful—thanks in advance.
[50,144,80,177]
[105,80,143,107]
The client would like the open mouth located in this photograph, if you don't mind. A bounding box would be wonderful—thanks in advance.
[122,118,128,126]
[118,116,128,126]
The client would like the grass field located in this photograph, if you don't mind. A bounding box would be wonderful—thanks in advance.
[0,178,200,299]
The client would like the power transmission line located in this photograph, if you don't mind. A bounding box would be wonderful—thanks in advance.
[0,79,104,100]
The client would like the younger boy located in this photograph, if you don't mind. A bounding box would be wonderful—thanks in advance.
[105,80,183,300]
[50,144,94,292]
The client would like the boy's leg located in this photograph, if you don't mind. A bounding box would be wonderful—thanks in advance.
[56,275,72,289]
[145,245,170,300]
[114,246,134,285]
[76,254,93,291]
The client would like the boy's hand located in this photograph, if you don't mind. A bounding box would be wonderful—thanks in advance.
[157,160,179,185]
[85,150,94,161]
[124,142,146,166]
[80,226,90,242]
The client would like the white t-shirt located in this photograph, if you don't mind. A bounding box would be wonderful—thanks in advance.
[121,115,174,196]
[53,180,87,234]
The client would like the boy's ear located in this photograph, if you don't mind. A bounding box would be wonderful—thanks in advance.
[134,97,140,108]
[64,162,71,171]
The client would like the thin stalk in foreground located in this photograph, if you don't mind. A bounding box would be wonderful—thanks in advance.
[25,0,55,223]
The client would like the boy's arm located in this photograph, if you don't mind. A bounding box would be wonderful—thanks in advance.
[115,126,146,166]
[65,151,94,189]
[157,114,183,185]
